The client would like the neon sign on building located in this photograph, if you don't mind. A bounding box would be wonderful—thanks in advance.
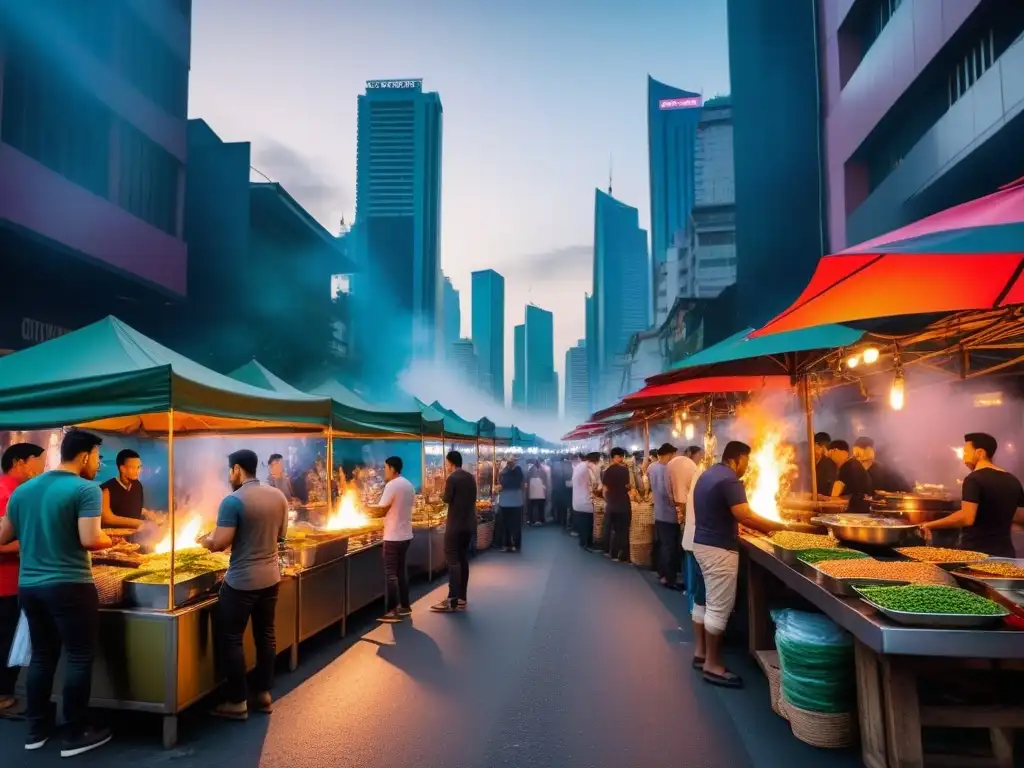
[659,96,702,110]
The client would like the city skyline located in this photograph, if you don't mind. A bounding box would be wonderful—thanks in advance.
[188,0,731,394]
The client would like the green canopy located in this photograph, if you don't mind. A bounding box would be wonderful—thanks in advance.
[0,317,331,432]
[228,359,309,396]
[477,417,496,439]
[311,379,432,436]
[427,401,480,440]
[648,324,864,385]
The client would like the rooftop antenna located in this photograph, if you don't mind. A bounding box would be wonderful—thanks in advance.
[608,155,613,197]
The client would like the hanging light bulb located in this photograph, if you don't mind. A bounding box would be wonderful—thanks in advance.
[671,429,680,438]
[862,347,880,364]
[889,370,905,411]
[684,422,695,441]
[846,354,860,369]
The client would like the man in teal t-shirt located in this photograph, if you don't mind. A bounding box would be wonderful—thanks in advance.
[0,429,113,758]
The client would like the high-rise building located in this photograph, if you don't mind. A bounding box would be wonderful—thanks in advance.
[647,77,703,280]
[564,340,589,423]
[470,268,505,404]
[448,338,479,386]
[442,275,461,356]
[728,0,828,329]
[592,189,650,408]
[353,78,443,384]
[821,0,1024,251]
[0,2,191,351]
[584,293,597,413]
[525,304,557,415]
[655,97,736,324]
[512,323,526,409]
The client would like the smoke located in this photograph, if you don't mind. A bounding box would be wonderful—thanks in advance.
[397,358,573,443]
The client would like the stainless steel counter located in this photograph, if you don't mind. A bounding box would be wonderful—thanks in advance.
[740,535,1024,659]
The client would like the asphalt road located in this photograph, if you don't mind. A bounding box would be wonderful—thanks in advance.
[0,527,861,767]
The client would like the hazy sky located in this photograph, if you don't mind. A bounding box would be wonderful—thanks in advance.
[189,0,730,399]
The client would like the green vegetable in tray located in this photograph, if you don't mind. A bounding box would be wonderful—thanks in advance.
[797,548,870,566]
[858,584,1006,616]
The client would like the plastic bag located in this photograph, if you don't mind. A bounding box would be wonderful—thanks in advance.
[771,609,853,714]
[7,611,31,668]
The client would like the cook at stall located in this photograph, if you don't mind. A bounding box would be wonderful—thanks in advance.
[919,432,1024,557]
[829,439,873,513]
[813,432,837,497]
[100,449,158,530]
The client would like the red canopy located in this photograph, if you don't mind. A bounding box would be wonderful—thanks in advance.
[624,375,791,402]
[752,178,1024,338]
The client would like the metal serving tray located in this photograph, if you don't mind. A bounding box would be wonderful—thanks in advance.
[807,565,910,596]
[770,542,822,566]
[853,586,1010,628]
[953,558,1024,591]
[896,549,990,572]
[123,570,224,610]
[811,515,920,546]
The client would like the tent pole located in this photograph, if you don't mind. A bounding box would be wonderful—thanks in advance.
[642,418,650,457]
[167,409,175,611]
[326,425,334,510]
[802,377,818,498]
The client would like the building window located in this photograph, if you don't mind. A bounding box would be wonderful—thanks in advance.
[697,230,736,247]
[950,29,996,107]
[865,0,902,50]
[0,34,111,198]
[117,122,182,235]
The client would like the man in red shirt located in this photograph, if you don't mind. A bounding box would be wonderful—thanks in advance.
[0,442,46,716]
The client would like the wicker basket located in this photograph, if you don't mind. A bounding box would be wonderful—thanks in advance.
[784,701,855,748]
[93,565,126,606]
[755,650,787,719]
[476,519,494,550]
[629,501,655,567]
[592,498,606,540]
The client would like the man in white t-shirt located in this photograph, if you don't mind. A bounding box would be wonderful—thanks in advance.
[572,453,600,549]
[373,456,415,623]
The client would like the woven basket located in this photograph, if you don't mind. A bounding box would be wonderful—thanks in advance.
[93,565,126,606]
[629,503,655,567]
[755,650,787,720]
[592,498,606,540]
[784,701,855,748]
[476,519,494,550]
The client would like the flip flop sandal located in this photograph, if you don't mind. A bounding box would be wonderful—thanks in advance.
[703,670,744,689]
[692,657,705,670]
[210,704,249,721]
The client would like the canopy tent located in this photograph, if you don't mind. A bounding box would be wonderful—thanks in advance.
[425,401,480,440]
[752,178,1024,338]
[228,359,309,396]
[0,317,332,433]
[647,324,864,386]
[310,379,435,436]
[477,417,496,438]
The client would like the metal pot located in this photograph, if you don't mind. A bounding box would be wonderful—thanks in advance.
[873,492,958,512]
[298,545,316,569]
[870,504,956,525]
[811,515,921,546]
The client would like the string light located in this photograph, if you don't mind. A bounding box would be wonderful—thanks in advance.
[889,369,905,411]
[684,422,695,441]
[862,347,880,364]
[846,354,860,369]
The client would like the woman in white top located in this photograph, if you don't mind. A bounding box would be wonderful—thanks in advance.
[527,461,547,526]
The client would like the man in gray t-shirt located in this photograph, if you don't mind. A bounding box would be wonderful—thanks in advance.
[200,449,287,719]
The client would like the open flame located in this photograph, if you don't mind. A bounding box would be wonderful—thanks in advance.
[152,513,205,554]
[735,400,796,522]
[324,487,371,531]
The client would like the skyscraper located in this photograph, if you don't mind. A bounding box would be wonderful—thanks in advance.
[470,269,505,404]
[525,304,557,415]
[448,338,479,386]
[584,293,597,413]
[512,323,526,409]
[442,275,461,356]
[593,189,650,409]
[647,76,703,277]
[564,340,589,424]
[353,78,443,384]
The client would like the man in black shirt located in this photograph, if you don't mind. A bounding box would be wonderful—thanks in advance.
[602,448,632,562]
[813,432,837,497]
[433,451,478,612]
[100,449,150,530]
[829,440,873,513]
[921,432,1024,557]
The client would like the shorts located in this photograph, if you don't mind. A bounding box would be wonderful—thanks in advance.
[692,543,739,635]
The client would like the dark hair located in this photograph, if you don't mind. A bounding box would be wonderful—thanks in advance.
[268,453,283,465]
[685,445,704,458]
[853,436,875,450]
[814,432,832,447]
[385,456,404,474]
[586,452,601,462]
[228,449,259,476]
[116,449,140,467]
[722,441,752,463]
[965,432,997,459]
[575,453,585,460]
[2,443,44,473]
[610,447,627,459]
[60,429,102,463]
[658,442,678,455]
[446,450,463,468]
[650,448,659,457]
[828,439,850,452]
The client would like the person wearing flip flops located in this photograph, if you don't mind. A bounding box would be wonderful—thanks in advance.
[691,441,788,689]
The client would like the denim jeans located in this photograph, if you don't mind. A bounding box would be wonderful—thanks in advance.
[575,511,594,548]
[19,582,100,735]
[499,506,523,549]
[0,594,20,697]
[608,512,632,561]
[445,531,473,602]
[218,581,279,704]
[383,539,411,611]
[655,521,682,584]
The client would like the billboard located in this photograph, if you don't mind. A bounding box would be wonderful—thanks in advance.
[659,96,702,110]
[366,79,423,91]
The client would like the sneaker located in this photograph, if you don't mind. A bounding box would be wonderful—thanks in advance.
[378,608,402,623]
[570,531,579,537]
[25,730,49,751]
[60,726,112,758]
[398,606,413,616]
[430,599,456,613]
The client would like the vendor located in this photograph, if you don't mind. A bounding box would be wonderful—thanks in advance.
[855,436,911,493]
[813,432,837,497]
[100,449,155,529]
[266,454,296,501]
[920,432,1024,557]
[829,439,873,513]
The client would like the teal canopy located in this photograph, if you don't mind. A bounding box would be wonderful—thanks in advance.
[311,379,433,436]
[477,417,496,438]
[228,359,309,396]
[0,317,331,432]
[649,324,864,385]
[427,401,480,440]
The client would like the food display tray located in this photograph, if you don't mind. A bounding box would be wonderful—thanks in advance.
[123,570,224,610]
[953,558,1024,591]
[808,566,910,596]
[897,553,990,572]
[770,542,813,566]
[853,586,1010,628]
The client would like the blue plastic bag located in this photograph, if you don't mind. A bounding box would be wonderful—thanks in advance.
[771,609,853,714]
